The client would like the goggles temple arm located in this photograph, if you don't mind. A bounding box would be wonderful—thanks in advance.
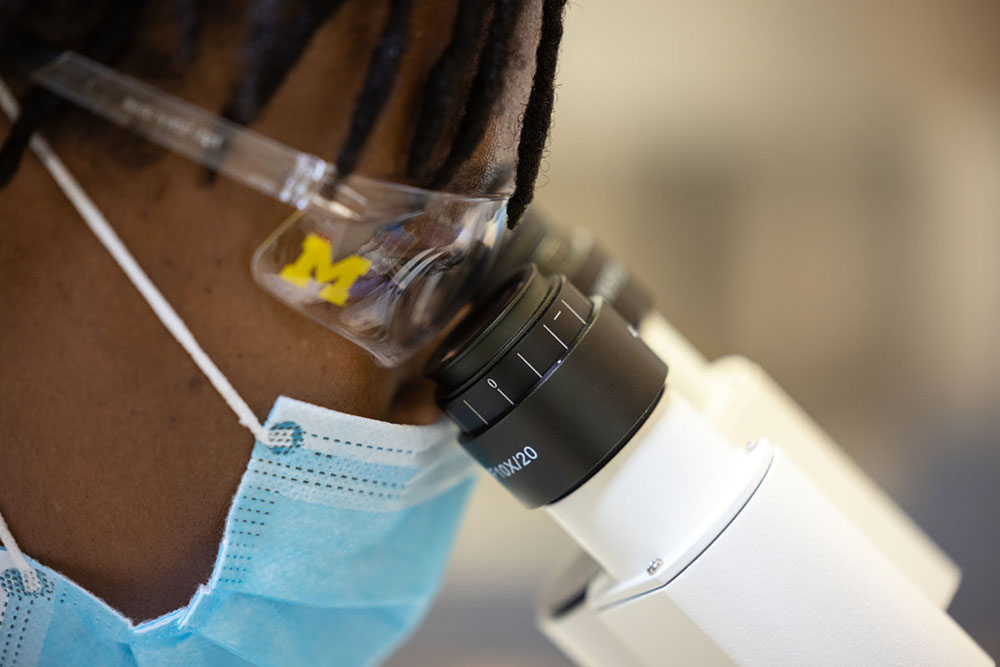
[28,51,360,215]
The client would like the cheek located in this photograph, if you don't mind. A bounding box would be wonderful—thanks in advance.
[387,375,442,425]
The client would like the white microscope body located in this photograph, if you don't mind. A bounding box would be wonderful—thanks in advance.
[537,311,990,665]
[436,220,992,665]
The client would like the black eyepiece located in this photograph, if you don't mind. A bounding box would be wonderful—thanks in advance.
[428,264,668,508]
[429,266,591,434]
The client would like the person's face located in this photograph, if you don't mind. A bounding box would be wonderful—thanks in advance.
[0,0,547,620]
[51,0,543,424]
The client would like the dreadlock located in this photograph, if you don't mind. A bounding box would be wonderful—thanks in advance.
[507,0,567,224]
[0,0,568,226]
[223,0,350,126]
[174,0,210,65]
[334,0,413,178]
[405,0,491,181]
[0,0,151,186]
[428,0,524,190]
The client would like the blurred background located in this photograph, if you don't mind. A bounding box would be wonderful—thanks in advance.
[391,0,1000,663]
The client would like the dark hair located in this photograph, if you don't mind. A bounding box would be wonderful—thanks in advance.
[0,0,568,226]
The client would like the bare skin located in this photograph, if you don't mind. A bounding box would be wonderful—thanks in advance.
[0,0,543,620]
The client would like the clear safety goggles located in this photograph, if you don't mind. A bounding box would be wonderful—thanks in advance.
[24,51,509,366]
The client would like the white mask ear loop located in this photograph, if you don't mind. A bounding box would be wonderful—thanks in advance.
[0,80,269,588]
[0,80,268,445]
[0,509,42,593]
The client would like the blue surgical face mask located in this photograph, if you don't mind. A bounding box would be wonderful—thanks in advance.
[1,396,475,666]
[0,85,477,667]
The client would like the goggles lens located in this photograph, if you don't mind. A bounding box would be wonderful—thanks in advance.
[15,49,510,366]
[252,176,508,366]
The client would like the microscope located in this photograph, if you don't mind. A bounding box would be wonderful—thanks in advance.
[426,213,992,666]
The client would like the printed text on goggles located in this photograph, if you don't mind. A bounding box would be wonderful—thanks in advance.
[22,51,510,366]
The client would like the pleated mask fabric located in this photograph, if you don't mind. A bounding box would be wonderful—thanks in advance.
[0,396,475,667]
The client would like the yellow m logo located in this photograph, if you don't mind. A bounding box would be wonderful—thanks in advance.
[279,233,371,306]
